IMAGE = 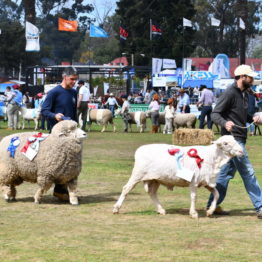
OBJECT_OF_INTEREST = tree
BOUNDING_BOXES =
[115,0,196,67]
[192,0,261,59]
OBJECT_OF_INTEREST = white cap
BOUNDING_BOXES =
[109,93,114,96]
[234,65,258,78]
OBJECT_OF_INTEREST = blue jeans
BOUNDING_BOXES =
[207,140,262,211]
[109,105,115,117]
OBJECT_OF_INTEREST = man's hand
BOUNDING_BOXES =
[55,113,64,122]
[224,121,235,132]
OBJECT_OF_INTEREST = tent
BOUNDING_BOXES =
[183,79,213,89]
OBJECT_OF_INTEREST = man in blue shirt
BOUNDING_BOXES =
[41,67,78,201]
[41,67,78,130]
[177,88,190,113]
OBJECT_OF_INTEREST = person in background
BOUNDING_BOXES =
[77,80,90,131]
[121,94,130,132]
[76,80,84,95]
[148,94,160,133]
[6,85,23,130]
[144,89,151,104]
[177,88,190,113]
[163,98,175,134]
[4,86,16,130]
[197,85,214,129]
[41,66,78,202]
[105,93,119,117]
[206,64,262,219]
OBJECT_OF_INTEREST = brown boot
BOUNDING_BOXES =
[151,126,155,133]
[155,126,159,133]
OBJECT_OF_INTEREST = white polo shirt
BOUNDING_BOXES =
[79,86,90,102]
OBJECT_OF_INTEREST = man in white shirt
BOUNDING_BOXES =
[77,80,90,130]
[105,93,119,117]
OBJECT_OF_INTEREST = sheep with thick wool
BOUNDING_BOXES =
[0,120,87,205]
[113,135,243,218]
[173,113,196,129]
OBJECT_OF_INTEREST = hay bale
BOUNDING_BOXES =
[172,128,214,145]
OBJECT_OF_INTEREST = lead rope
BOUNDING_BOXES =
[229,121,255,136]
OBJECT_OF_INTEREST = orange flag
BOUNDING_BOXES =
[58,18,78,32]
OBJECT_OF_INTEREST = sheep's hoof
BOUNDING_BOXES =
[190,212,199,219]
[34,201,40,204]
[113,207,119,214]
[69,197,79,205]
[206,210,214,217]
[158,209,166,215]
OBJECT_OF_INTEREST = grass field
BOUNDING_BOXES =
[0,119,262,262]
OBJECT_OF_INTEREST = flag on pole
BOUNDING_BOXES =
[211,17,220,27]
[183,18,192,27]
[239,18,246,30]
[90,24,109,38]
[150,20,162,40]
[58,18,78,32]
[120,26,128,41]
[25,21,40,52]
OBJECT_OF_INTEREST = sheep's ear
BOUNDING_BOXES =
[58,132,66,137]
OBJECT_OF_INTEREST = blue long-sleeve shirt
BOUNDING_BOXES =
[41,85,77,130]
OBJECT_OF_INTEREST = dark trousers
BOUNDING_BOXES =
[199,106,212,129]
[180,105,190,113]
[77,101,88,130]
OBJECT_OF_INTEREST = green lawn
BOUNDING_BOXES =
[0,119,262,262]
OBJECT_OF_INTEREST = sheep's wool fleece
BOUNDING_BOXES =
[0,129,82,186]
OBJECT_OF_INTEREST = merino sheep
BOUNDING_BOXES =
[0,120,87,205]
[113,135,243,218]
[254,112,262,124]
[87,109,116,132]
[173,113,196,129]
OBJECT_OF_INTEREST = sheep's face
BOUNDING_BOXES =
[52,120,87,140]
[214,135,243,157]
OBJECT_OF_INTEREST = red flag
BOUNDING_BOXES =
[120,26,128,41]
[58,18,78,32]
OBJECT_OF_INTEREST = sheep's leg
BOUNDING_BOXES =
[67,179,78,205]
[189,185,198,218]
[2,185,16,202]
[113,177,140,214]
[34,119,38,130]
[112,122,116,132]
[147,181,166,215]
[205,186,219,217]
[101,124,107,132]
[34,183,52,204]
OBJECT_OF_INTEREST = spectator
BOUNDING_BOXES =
[163,98,175,134]
[148,94,160,133]
[177,88,190,113]
[121,95,130,132]
[197,85,214,129]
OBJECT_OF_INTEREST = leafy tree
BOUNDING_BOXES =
[115,0,196,67]
[192,0,261,59]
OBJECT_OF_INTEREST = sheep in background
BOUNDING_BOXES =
[173,113,196,129]
[113,135,243,218]
[0,120,87,205]
[19,106,41,130]
[86,109,116,132]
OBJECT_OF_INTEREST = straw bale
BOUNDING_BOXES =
[172,128,214,145]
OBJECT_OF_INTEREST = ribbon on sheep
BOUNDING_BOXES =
[187,148,203,168]
[168,148,194,182]
[7,136,20,158]
[21,133,49,161]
